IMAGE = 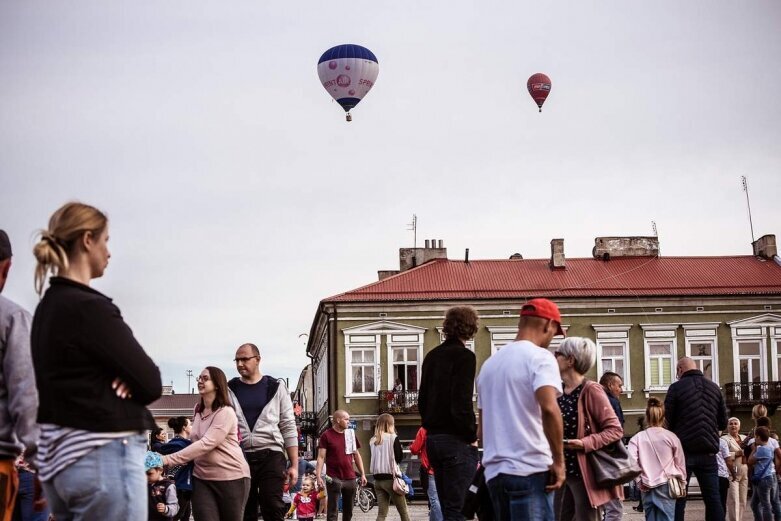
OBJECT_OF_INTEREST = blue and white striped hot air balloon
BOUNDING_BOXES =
[317,44,379,122]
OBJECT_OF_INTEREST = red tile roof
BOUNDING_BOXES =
[324,256,781,302]
[148,394,200,412]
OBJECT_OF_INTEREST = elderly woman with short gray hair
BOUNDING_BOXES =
[554,337,624,521]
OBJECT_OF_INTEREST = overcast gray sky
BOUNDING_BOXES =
[2,1,780,391]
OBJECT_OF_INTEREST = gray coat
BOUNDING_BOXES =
[0,295,39,459]
[228,376,297,454]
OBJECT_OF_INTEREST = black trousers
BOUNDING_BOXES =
[243,449,287,521]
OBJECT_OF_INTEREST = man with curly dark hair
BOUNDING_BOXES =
[418,306,479,521]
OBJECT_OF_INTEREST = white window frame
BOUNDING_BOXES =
[593,324,633,398]
[486,326,517,354]
[387,334,425,392]
[346,340,380,397]
[773,327,781,382]
[342,321,426,401]
[640,324,678,394]
[682,322,719,384]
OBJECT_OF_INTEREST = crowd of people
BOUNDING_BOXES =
[0,202,779,521]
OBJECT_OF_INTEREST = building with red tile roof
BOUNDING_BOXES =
[305,235,781,459]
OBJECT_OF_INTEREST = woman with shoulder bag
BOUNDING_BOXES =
[627,398,686,521]
[369,414,411,521]
[554,337,624,521]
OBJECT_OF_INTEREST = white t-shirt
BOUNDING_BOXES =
[477,340,562,481]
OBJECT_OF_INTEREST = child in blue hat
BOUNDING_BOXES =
[145,451,179,520]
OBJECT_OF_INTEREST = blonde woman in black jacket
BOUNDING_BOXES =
[31,202,162,521]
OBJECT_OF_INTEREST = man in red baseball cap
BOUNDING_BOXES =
[520,298,566,338]
[477,298,566,520]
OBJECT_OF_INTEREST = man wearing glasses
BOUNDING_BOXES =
[228,343,298,521]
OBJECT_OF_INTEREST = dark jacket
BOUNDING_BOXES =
[31,277,162,431]
[158,436,194,492]
[604,390,625,426]
[664,369,728,454]
[418,337,477,443]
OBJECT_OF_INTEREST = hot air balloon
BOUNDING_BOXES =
[317,44,379,122]
[527,73,552,112]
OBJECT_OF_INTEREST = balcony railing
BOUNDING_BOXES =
[724,382,781,413]
[378,390,419,414]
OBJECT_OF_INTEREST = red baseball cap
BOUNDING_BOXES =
[521,298,565,336]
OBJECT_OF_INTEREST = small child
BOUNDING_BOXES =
[287,477,318,521]
[145,451,179,521]
[749,427,775,521]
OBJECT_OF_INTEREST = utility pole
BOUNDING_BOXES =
[186,369,193,394]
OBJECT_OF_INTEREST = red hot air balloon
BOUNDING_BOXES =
[527,73,552,112]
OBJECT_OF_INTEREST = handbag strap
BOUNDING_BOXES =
[645,430,673,480]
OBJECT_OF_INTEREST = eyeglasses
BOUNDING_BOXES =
[234,356,260,364]
[196,375,210,382]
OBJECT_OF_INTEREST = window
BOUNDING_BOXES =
[641,325,678,392]
[342,321,426,399]
[690,341,715,379]
[727,315,781,384]
[391,345,418,391]
[593,324,633,397]
[648,342,674,387]
[682,323,719,384]
[350,347,376,394]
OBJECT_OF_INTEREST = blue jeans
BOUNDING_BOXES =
[752,475,775,521]
[427,473,443,521]
[642,483,676,521]
[675,453,723,521]
[13,469,50,521]
[427,434,478,521]
[41,433,147,521]
[487,472,553,521]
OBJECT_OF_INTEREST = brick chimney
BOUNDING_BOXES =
[379,239,448,279]
[753,234,778,259]
[550,239,565,270]
[593,236,659,260]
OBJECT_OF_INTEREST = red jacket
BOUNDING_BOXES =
[410,427,433,475]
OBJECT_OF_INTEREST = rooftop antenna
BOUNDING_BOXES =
[407,214,418,267]
[407,214,417,249]
[741,176,756,243]
[186,369,193,394]
[652,221,660,256]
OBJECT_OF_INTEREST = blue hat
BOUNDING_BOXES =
[145,451,164,471]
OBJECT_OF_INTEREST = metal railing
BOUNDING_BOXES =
[378,390,419,414]
[724,382,781,410]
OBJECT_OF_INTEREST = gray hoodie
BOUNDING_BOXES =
[228,376,297,453]
[0,294,39,459]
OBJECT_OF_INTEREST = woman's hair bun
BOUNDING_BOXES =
[647,397,663,408]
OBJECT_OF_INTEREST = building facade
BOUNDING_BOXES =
[304,234,781,464]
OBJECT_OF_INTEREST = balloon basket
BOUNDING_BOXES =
[346,113,352,122]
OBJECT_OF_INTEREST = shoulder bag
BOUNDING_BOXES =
[387,435,409,496]
[583,383,642,488]
[646,430,687,499]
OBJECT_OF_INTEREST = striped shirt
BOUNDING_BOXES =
[37,423,137,482]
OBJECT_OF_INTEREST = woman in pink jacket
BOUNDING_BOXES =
[627,398,686,521]
[162,367,250,521]
[554,337,624,521]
